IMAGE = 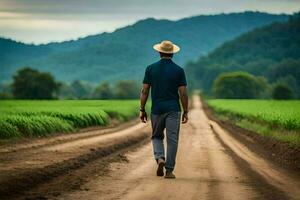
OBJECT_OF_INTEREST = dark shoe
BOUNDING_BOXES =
[156,159,165,176]
[164,171,176,179]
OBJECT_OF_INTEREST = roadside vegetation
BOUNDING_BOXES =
[0,100,142,139]
[207,99,300,146]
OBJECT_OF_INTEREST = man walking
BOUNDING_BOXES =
[139,40,189,179]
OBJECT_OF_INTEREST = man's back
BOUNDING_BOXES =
[140,40,188,178]
[143,58,187,114]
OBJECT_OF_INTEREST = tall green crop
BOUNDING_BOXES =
[207,99,300,131]
[0,99,142,139]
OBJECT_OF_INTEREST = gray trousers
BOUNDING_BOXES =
[151,111,181,172]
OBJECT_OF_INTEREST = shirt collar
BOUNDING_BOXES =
[160,57,172,60]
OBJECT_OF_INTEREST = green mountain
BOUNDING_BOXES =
[185,14,300,97]
[0,12,288,84]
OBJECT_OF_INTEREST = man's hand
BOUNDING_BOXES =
[179,86,188,124]
[140,111,148,123]
[182,111,188,124]
[140,84,150,123]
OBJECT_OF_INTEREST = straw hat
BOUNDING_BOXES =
[153,40,180,54]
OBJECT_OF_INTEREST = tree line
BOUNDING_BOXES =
[0,67,140,100]
[212,71,294,99]
[0,67,295,100]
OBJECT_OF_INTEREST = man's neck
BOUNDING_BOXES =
[161,57,172,59]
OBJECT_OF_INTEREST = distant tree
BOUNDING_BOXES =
[12,67,59,99]
[272,83,294,100]
[0,92,13,99]
[114,80,139,99]
[275,75,299,98]
[57,82,76,99]
[0,82,13,99]
[0,82,12,93]
[71,80,93,99]
[269,59,300,97]
[93,81,113,99]
[213,71,267,99]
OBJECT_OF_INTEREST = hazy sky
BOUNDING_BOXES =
[0,0,299,44]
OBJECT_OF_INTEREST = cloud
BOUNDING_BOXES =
[1,1,300,20]
[1,0,298,15]
[0,0,299,43]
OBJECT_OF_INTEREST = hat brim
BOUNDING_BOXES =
[153,43,180,54]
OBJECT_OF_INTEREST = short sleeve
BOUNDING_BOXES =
[178,69,187,87]
[143,66,151,84]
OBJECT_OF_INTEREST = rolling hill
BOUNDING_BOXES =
[0,12,288,84]
[185,13,300,97]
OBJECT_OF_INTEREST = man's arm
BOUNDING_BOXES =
[179,86,188,123]
[139,84,150,123]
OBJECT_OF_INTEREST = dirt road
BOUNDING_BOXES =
[1,95,300,200]
[56,95,300,200]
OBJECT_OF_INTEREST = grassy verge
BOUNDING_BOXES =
[207,99,300,146]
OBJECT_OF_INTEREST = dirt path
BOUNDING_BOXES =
[56,95,300,200]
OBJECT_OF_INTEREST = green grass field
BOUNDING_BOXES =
[0,100,142,139]
[207,99,300,146]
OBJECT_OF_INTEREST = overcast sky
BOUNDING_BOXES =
[0,0,299,44]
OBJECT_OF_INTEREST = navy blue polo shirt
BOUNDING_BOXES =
[143,58,187,115]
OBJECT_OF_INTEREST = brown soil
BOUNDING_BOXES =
[0,120,150,199]
[202,102,300,173]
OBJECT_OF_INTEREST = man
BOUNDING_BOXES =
[139,40,189,179]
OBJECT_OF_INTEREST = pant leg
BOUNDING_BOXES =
[151,113,166,161]
[165,112,181,171]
